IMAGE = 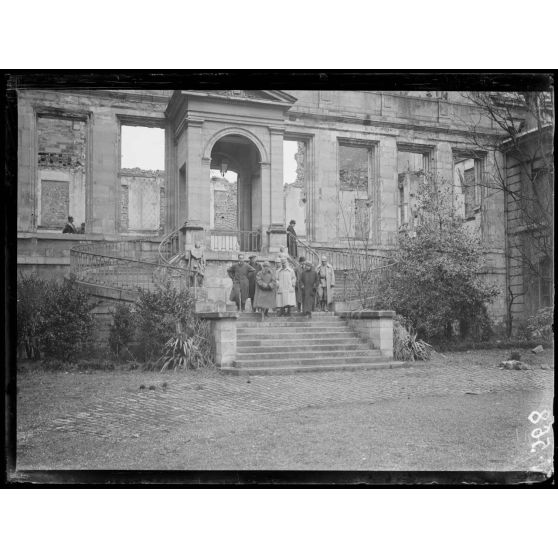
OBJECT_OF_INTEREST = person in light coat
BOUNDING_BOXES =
[275,257,297,316]
[316,255,335,311]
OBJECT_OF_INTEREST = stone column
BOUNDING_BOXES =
[269,127,285,226]
[197,312,238,368]
[90,110,119,234]
[185,118,211,229]
[378,138,398,247]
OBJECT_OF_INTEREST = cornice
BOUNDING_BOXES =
[286,109,504,139]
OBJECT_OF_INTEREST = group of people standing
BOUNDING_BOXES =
[227,251,335,319]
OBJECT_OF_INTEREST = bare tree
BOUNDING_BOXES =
[459,92,554,333]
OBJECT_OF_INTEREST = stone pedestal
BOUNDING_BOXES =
[180,221,206,252]
[337,310,395,359]
[197,311,238,367]
[266,224,287,254]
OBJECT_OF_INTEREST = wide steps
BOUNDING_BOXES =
[236,343,371,353]
[238,325,350,335]
[222,361,406,376]
[236,349,381,360]
[234,355,386,368]
[237,333,358,344]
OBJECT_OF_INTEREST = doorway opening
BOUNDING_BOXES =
[209,134,262,252]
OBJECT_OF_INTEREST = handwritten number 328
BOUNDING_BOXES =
[528,411,553,453]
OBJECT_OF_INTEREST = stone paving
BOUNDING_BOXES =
[36,355,553,442]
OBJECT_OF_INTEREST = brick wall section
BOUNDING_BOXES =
[37,116,86,166]
[120,185,129,231]
[120,169,165,233]
[212,177,237,230]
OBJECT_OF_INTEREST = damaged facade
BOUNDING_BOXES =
[16,89,553,326]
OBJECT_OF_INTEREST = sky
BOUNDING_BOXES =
[121,126,298,180]
[121,126,165,170]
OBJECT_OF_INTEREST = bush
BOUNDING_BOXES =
[393,315,432,361]
[108,303,135,359]
[526,306,554,344]
[17,274,48,359]
[379,227,499,342]
[134,282,213,369]
[17,274,95,361]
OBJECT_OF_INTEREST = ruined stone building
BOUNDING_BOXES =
[16,89,554,326]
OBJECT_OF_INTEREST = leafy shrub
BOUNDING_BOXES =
[158,321,213,371]
[526,306,554,344]
[17,274,95,361]
[134,282,213,369]
[17,274,48,359]
[393,315,432,361]
[39,277,95,360]
[108,303,136,359]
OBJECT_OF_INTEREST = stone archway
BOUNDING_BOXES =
[209,134,263,252]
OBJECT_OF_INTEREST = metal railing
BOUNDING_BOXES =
[158,225,182,265]
[210,229,261,253]
[288,231,398,304]
[288,231,394,270]
[70,240,193,295]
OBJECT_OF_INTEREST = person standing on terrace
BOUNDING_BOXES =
[287,219,298,259]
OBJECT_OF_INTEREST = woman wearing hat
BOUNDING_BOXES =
[253,261,277,319]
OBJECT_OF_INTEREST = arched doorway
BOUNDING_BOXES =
[209,134,262,252]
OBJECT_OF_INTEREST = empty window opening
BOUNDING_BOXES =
[283,139,307,237]
[119,125,165,234]
[397,148,430,230]
[338,143,375,240]
[121,125,164,171]
[37,115,87,232]
[453,155,483,219]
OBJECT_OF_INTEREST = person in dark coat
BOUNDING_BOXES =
[62,216,77,234]
[299,260,319,317]
[227,253,255,311]
[294,256,306,311]
[247,255,262,308]
[287,219,298,258]
[253,261,277,318]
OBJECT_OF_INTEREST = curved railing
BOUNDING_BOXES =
[70,240,194,295]
[158,224,183,265]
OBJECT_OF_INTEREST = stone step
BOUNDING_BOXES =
[233,355,388,368]
[237,325,351,334]
[236,342,372,353]
[236,316,339,323]
[237,336,359,347]
[221,361,406,376]
[236,316,343,323]
[237,321,343,330]
[237,331,357,341]
[235,349,381,360]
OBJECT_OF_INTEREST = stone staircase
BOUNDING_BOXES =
[222,312,404,376]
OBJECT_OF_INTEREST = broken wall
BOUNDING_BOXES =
[37,116,87,231]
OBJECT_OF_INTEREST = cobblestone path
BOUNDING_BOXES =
[16,351,554,471]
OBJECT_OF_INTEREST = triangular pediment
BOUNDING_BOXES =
[181,89,297,105]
